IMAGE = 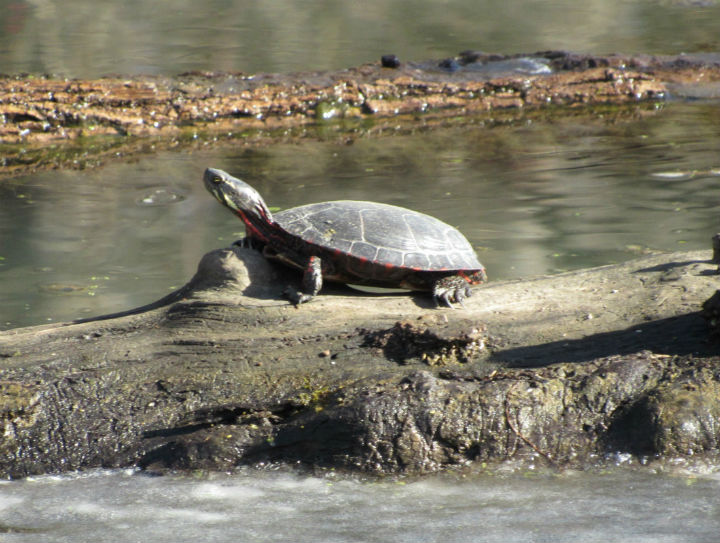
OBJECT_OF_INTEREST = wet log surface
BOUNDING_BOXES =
[3,50,720,179]
[1,246,719,478]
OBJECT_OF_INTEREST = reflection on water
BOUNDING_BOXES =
[0,466,719,543]
[1,0,720,77]
[1,102,720,329]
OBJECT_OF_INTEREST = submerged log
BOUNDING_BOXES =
[3,50,720,178]
[1,246,719,478]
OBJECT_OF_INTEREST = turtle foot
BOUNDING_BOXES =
[281,258,322,306]
[232,237,263,251]
[283,286,315,306]
[433,276,473,308]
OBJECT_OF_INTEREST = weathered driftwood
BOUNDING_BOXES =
[3,50,720,179]
[1,246,718,478]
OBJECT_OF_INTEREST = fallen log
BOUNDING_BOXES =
[3,50,720,179]
[1,245,718,478]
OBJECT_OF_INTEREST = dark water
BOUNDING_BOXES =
[1,102,719,329]
[1,0,720,77]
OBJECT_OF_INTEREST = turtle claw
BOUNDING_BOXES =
[433,277,473,308]
[283,286,314,306]
[434,291,469,309]
[232,237,254,249]
[282,257,323,306]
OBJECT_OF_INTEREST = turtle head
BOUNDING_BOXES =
[204,168,275,234]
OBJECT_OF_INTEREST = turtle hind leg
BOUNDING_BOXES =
[432,275,473,308]
[283,256,323,305]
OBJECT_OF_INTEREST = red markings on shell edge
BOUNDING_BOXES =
[459,270,484,284]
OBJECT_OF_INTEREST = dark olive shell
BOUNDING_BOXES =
[275,201,482,271]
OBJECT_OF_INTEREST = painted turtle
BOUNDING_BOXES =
[204,168,487,306]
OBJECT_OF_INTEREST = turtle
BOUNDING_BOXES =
[204,167,487,307]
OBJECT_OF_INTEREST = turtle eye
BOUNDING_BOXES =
[212,175,223,185]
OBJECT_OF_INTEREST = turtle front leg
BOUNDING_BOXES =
[284,256,323,305]
[432,275,473,308]
[232,236,263,251]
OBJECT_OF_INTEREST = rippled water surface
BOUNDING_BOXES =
[2,102,719,329]
[2,0,720,76]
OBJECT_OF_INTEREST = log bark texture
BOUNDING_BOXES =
[1,247,719,478]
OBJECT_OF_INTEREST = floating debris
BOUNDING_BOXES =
[38,283,91,295]
[381,54,400,69]
[650,171,696,180]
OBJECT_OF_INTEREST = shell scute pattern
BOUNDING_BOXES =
[349,241,378,261]
[376,247,402,267]
[276,200,481,272]
[428,253,453,270]
[404,252,431,270]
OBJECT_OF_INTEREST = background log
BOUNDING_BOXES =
[4,50,720,179]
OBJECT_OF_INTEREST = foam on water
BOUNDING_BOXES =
[1,467,719,543]
[191,481,266,501]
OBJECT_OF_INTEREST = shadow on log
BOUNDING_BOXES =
[1,246,719,478]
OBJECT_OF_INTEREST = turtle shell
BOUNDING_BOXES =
[274,200,482,271]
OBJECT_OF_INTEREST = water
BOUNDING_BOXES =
[3,118,719,542]
[2,0,720,77]
[0,466,718,542]
[2,102,720,329]
[2,0,720,538]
